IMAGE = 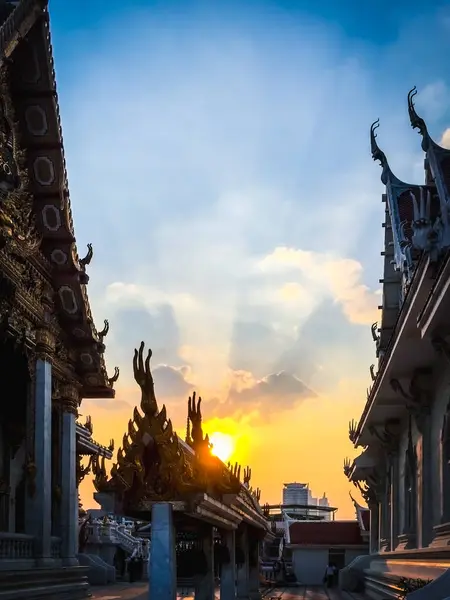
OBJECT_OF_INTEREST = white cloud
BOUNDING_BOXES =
[258,247,380,325]
[54,4,427,406]
[440,128,450,149]
[415,81,449,122]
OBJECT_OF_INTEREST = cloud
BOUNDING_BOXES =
[206,369,316,420]
[81,400,133,414]
[440,128,450,148]
[59,7,388,393]
[233,370,315,402]
[153,364,194,398]
[54,0,450,517]
[102,301,185,369]
[258,246,380,325]
[414,81,449,122]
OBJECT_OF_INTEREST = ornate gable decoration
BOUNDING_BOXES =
[92,343,265,512]
[370,89,450,279]
[0,65,39,255]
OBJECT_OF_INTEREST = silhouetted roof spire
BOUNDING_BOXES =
[407,86,428,140]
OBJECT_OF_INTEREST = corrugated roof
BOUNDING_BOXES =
[289,521,365,546]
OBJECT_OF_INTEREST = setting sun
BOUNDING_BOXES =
[209,432,235,463]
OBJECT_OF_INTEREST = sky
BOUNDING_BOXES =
[48,0,450,519]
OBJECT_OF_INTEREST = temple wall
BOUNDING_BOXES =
[430,354,450,529]
[396,415,408,536]
[9,441,25,533]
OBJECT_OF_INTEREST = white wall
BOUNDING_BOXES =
[292,548,328,585]
[345,548,368,564]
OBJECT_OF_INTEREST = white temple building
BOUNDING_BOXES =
[342,89,450,600]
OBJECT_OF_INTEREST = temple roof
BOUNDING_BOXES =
[92,342,266,527]
[287,521,366,547]
[349,492,370,532]
[371,118,443,277]
[76,416,114,459]
[0,0,118,398]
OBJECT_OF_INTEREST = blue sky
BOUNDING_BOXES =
[49,0,450,512]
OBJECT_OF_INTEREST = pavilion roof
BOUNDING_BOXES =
[92,342,265,524]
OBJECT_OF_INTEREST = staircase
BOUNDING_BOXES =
[113,525,144,554]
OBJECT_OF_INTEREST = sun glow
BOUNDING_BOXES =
[209,432,235,463]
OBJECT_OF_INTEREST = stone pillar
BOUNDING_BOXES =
[248,531,261,600]
[236,526,250,600]
[25,329,54,564]
[60,384,79,566]
[195,524,215,600]
[220,529,236,600]
[431,411,450,546]
[369,503,379,554]
[390,455,399,550]
[379,473,390,552]
[421,419,433,547]
[149,503,176,600]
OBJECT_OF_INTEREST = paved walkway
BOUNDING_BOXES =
[90,584,367,599]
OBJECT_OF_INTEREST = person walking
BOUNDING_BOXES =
[324,563,335,588]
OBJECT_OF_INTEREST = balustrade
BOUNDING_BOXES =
[51,536,61,558]
[81,519,147,555]
[0,532,34,559]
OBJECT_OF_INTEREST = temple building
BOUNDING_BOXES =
[0,0,118,597]
[92,342,272,600]
[342,88,450,599]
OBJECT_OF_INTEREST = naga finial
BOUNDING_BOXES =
[133,342,158,416]
[348,419,358,444]
[370,119,387,167]
[108,367,120,387]
[98,319,109,342]
[371,322,380,343]
[231,462,241,481]
[92,455,108,492]
[370,364,376,382]
[188,391,205,448]
[185,413,191,444]
[108,439,115,452]
[243,466,252,486]
[79,243,93,269]
[370,119,393,185]
[84,415,93,435]
[407,86,428,139]
[343,457,352,478]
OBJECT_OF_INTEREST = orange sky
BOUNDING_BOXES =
[79,372,367,519]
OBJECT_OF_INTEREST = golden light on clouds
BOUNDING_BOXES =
[209,431,235,463]
[77,243,378,520]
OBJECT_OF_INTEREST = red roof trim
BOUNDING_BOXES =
[289,521,366,546]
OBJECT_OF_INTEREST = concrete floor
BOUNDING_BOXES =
[90,584,367,600]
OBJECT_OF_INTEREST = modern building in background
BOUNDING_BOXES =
[282,483,331,520]
[261,483,369,585]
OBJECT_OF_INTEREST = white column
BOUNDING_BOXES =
[149,503,177,600]
[60,386,79,565]
[369,503,379,554]
[195,525,215,600]
[26,358,52,564]
[236,526,249,600]
[421,419,433,547]
[220,530,236,600]
[248,531,261,600]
